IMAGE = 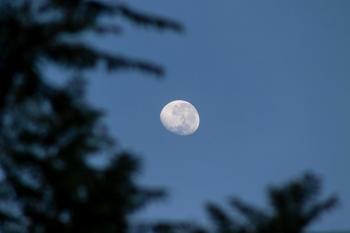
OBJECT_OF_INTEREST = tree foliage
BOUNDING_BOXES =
[204,173,338,233]
[153,173,338,233]
[0,0,182,232]
[0,79,165,233]
[0,0,182,115]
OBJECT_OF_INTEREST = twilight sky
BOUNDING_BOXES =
[65,0,350,230]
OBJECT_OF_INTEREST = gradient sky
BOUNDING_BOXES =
[61,0,350,230]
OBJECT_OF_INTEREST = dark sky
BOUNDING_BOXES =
[64,0,350,230]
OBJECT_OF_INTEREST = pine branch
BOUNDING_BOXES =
[230,198,269,226]
[44,42,164,75]
[40,1,183,33]
[116,4,183,32]
[206,203,238,233]
[302,196,338,226]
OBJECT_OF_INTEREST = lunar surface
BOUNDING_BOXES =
[160,100,200,135]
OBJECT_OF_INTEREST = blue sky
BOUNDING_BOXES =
[77,0,350,230]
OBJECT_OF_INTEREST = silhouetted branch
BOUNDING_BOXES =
[230,198,269,227]
[44,42,164,75]
[116,4,183,32]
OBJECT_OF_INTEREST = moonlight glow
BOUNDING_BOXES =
[160,100,200,136]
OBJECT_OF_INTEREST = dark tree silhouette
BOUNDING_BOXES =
[0,79,165,233]
[0,0,182,232]
[0,0,182,117]
[152,173,338,233]
[205,173,338,233]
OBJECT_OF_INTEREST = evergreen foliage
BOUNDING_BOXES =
[0,0,181,232]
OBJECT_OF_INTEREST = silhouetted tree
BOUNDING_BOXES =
[0,0,182,117]
[0,79,166,233]
[205,173,338,233]
[152,173,338,233]
[0,0,182,232]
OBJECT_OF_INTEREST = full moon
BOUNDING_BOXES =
[160,100,200,136]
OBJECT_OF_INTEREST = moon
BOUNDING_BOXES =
[160,100,200,136]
